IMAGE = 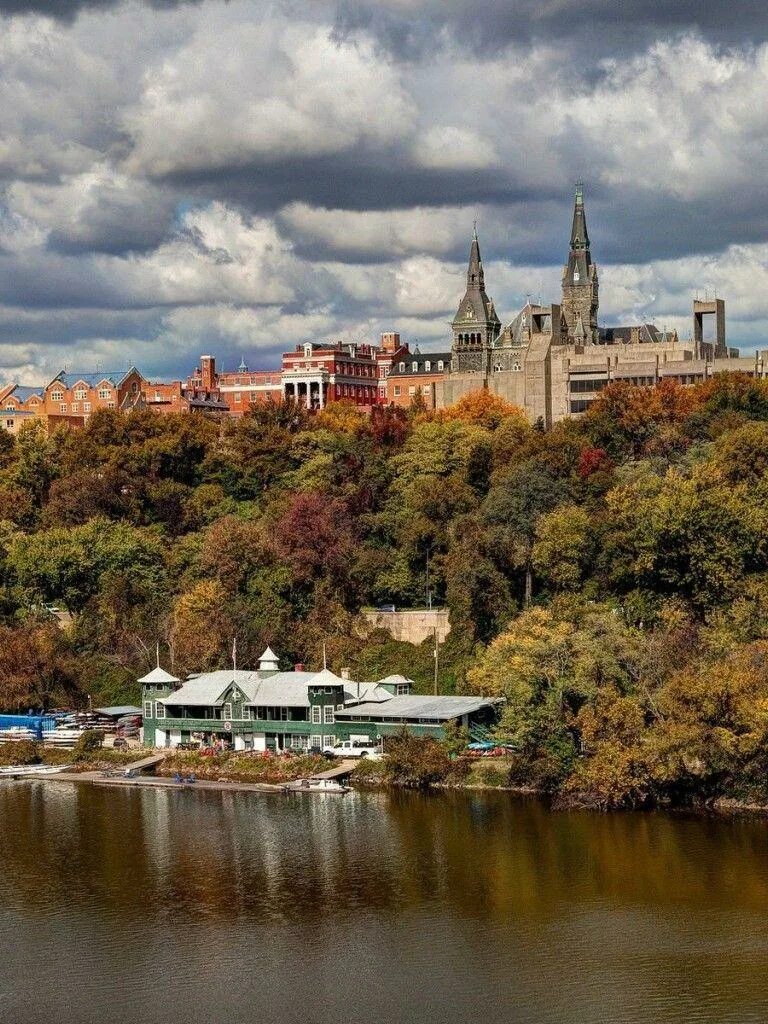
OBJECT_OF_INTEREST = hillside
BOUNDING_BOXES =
[3,377,768,807]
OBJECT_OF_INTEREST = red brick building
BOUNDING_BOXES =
[385,350,451,409]
[282,340,384,409]
[186,355,283,416]
[188,333,415,415]
[1,366,228,433]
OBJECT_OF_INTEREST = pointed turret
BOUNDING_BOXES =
[561,184,599,344]
[451,225,501,371]
[258,646,279,674]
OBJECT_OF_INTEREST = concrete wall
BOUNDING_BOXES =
[362,607,450,645]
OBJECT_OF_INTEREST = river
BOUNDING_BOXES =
[1,781,767,1023]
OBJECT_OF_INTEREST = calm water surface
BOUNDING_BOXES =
[1,782,767,1023]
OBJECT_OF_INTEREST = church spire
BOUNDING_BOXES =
[467,221,484,290]
[450,224,501,370]
[569,182,590,251]
[561,183,599,344]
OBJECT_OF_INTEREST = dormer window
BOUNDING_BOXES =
[437,361,444,371]
[412,361,418,372]
[424,361,431,372]
[50,390,63,402]
[304,344,312,359]
[398,362,405,372]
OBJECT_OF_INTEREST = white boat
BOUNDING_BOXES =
[0,764,69,777]
[42,728,89,747]
[0,727,39,742]
[283,777,349,794]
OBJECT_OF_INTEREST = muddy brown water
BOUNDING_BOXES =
[1,781,767,1023]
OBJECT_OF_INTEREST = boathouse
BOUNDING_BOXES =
[140,649,499,750]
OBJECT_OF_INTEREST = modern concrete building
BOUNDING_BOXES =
[140,648,499,750]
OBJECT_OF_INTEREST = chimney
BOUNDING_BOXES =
[200,354,216,391]
[294,662,305,672]
[340,667,351,679]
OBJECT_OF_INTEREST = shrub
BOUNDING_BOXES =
[0,740,40,766]
[73,729,103,759]
[384,731,453,787]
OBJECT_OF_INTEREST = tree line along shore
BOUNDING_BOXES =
[3,377,768,810]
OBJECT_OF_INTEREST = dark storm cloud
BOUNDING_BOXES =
[334,0,768,59]
[0,0,201,16]
[2,0,768,378]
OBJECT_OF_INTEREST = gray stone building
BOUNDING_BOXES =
[435,186,764,425]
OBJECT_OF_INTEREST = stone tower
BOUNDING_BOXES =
[451,226,501,372]
[561,184,598,344]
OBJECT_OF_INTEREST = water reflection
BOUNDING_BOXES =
[1,782,768,1023]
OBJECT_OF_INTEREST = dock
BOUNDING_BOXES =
[309,759,357,781]
[123,752,166,775]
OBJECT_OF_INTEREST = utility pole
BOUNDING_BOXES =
[433,627,439,695]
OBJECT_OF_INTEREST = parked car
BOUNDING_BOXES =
[323,740,382,759]
[112,737,128,749]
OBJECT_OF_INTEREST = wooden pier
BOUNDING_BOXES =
[309,759,356,781]
[122,752,166,775]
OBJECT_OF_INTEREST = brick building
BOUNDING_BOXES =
[189,334,413,415]
[186,355,283,416]
[282,340,380,408]
[1,366,228,432]
[386,350,451,409]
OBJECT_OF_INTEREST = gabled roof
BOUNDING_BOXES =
[162,669,318,708]
[47,368,143,391]
[11,385,45,402]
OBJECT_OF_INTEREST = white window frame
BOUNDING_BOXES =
[156,703,166,720]
[310,734,322,748]
[143,700,153,719]
[242,706,251,720]
[311,705,322,725]
[323,705,335,724]
[50,390,63,402]
[84,402,92,412]
[223,702,233,721]
[425,361,431,372]
[323,735,335,748]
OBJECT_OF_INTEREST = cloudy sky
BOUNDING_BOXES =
[2,0,768,382]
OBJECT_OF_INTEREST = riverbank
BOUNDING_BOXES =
[8,742,768,816]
